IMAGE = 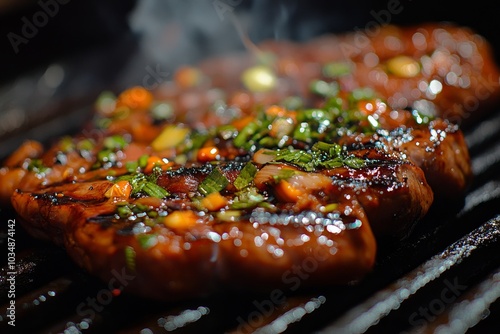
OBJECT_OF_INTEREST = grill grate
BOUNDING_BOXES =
[2,100,500,334]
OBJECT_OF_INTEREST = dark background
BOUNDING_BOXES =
[0,0,498,87]
[1,0,497,159]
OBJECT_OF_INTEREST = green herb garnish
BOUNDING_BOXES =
[137,234,158,249]
[231,187,266,209]
[103,135,128,150]
[264,142,366,171]
[198,168,229,196]
[234,162,258,190]
[116,171,169,199]
[27,159,49,174]
[124,246,136,272]
[322,62,352,78]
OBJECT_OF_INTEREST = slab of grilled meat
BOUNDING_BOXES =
[4,86,447,299]
[12,142,430,299]
[0,23,487,300]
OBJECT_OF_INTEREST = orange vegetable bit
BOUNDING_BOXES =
[274,180,302,203]
[357,99,387,117]
[265,105,287,117]
[105,180,132,200]
[201,192,228,211]
[197,146,220,162]
[116,86,154,110]
[174,66,203,89]
[144,156,170,174]
[231,115,255,131]
[163,210,199,230]
[265,105,297,120]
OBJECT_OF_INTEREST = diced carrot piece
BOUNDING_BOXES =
[105,180,132,199]
[144,156,169,173]
[201,192,228,211]
[275,180,302,202]
[231,115,255,130]
[116,86,153,110]
[163,211,198,229]
[174,66,203,89]
[197,146,220,162]
[265,105,288,117]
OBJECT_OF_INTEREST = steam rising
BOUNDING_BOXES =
[127,0,368,69]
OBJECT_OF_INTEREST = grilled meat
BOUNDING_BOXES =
[12,167,377,300]
[1,22,490,299]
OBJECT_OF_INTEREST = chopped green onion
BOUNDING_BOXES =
[411,109,433,125]
[137,234,158,249]
[151,102,174,121]
[281,96,304,110]
[216,125,238,140]
[343,156,366,169]
[231,187,266,209]
[59,136,75,152]
[124,246,136,272]
[272,149,315,171]
[138,154,149,169]
[95,91,117,115]
[142,181,169,198]
[309,80,339,97]
[312,141,342,157]
[322,62,352,78]
[117,204,133,218]
[272,168,297,182]
[95,117,112,129]
[126,154,149,173]
[103,135,128,150]
[126,161,138,172]
[234,162,257,190]
[350,87,375,102]
[216,210,242,222]
[233,121,260,148]
[116,171,168,198]
[77,139,95,152]
[319,158,344,169]
[198,168,229,196]
[293,122,312,143]
[97,149,117,163]
[27,159,49,174]
[181,131,210,153]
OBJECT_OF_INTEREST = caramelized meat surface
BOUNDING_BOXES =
[1,23,491,299]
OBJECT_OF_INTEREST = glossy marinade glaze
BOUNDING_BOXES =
[1,23,494,299]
